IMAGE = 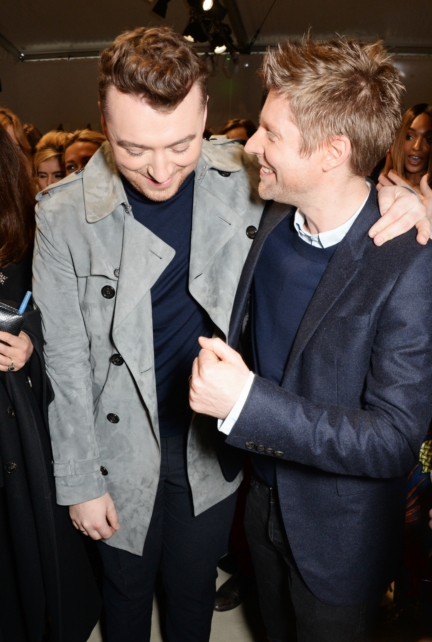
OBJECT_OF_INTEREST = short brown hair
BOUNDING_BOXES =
[262,38,404,176]
[99,27,208,114]
[391,103,432,187]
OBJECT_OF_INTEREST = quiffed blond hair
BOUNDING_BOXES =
[98,27,208,114]
[262,38,405,176]
[34,130,72,174]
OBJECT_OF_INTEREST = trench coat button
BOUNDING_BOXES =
[110,354,124,366]
[114,268,120,278]
[246,225,257,239]
[274,450,284,458]
[4,462,17,474]
[256,444,265,452]
[42,189,49,196]
[101,285,115,299]
[107,413,119,423]
[218,170,231,177]
[245,441,255,450]
[100,466,108,476]
[265,447,274,456]
[7,406,15,418]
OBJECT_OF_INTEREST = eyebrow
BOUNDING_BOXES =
[116,134,196,150]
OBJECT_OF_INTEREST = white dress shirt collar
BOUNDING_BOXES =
[293,182,371,249]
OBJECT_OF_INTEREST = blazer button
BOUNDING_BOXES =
[256,444,265,452]
[246,225,257,239]
[265,447,274,456]
[110,354,124,366]
[4,462,17,474]
[107,413,119,423]
[218,170,231,177]
[7,406,15,418]
[101,285,115,299]
[100,466,108,476]
[274,451,284,458]
[245,441,255,450]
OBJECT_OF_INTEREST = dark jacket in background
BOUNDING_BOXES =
[0,308,101,642]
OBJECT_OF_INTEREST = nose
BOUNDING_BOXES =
[147,151,174,184]
[245,128,264,157]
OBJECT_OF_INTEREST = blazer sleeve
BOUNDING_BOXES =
[226,246,432,479]
[32,204,107,505]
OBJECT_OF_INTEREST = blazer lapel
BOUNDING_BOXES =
[282,188,380,382]
[228,200,293,347]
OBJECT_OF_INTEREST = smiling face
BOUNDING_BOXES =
[37,157,64,190]
[245,90,323,207]
[101,83,207,202]
[403,112,432,178]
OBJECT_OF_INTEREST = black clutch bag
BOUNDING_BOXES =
[0,301,24,336]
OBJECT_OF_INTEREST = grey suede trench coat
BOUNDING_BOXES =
[32,139,264,555]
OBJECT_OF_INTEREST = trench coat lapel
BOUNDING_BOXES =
[228,200,293,347]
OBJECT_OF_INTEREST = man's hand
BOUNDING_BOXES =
[370,171,429,246]
[0,331,34,372]
[70,492,120,540]
[189,337,250,419]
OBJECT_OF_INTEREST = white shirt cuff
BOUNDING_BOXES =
[217,371,255,435]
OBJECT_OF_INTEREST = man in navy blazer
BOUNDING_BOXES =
[190,38,432,641]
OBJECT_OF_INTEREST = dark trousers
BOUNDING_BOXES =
[98,434,237,642]
[244,477,381,642]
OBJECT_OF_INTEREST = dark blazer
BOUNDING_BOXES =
[0,309,101,642]
[226,188,432,606]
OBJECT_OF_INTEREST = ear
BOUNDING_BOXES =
[322,135,351,172]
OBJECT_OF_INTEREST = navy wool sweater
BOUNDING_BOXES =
[122,173,213,438]
[251,215,338,486]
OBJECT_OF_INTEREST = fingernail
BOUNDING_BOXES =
[375,236,383,246]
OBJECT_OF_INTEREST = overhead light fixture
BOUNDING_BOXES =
[152,0,171,18]
[214,44,227,54]
[183,19,209,43]
[210,22,233,54]
[202,0,213,9]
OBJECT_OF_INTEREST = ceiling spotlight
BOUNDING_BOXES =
[152,0,171,18]
[202,0,213,9]
[214,44,227,54]
[183,19,209,43]
[210,22,233,54]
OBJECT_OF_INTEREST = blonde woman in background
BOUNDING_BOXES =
[34,130,72,191]
[64,129,106,174]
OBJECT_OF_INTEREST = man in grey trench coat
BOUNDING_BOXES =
[32,25,429,642]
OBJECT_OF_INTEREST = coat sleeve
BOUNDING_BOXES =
[226,246,432,479]
[32,203,107,505]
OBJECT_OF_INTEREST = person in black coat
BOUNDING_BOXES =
[0,124,101,642]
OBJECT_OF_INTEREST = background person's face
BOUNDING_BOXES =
[65,141,100,174]
[403,112,432,177]
[102,83,207,202]
[37,157,63,189]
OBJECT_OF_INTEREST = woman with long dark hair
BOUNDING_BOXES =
[384,103,432,193]
[0,124,101,642]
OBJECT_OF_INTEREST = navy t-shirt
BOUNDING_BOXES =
[251,215,338,486]
[122,172,213,438]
